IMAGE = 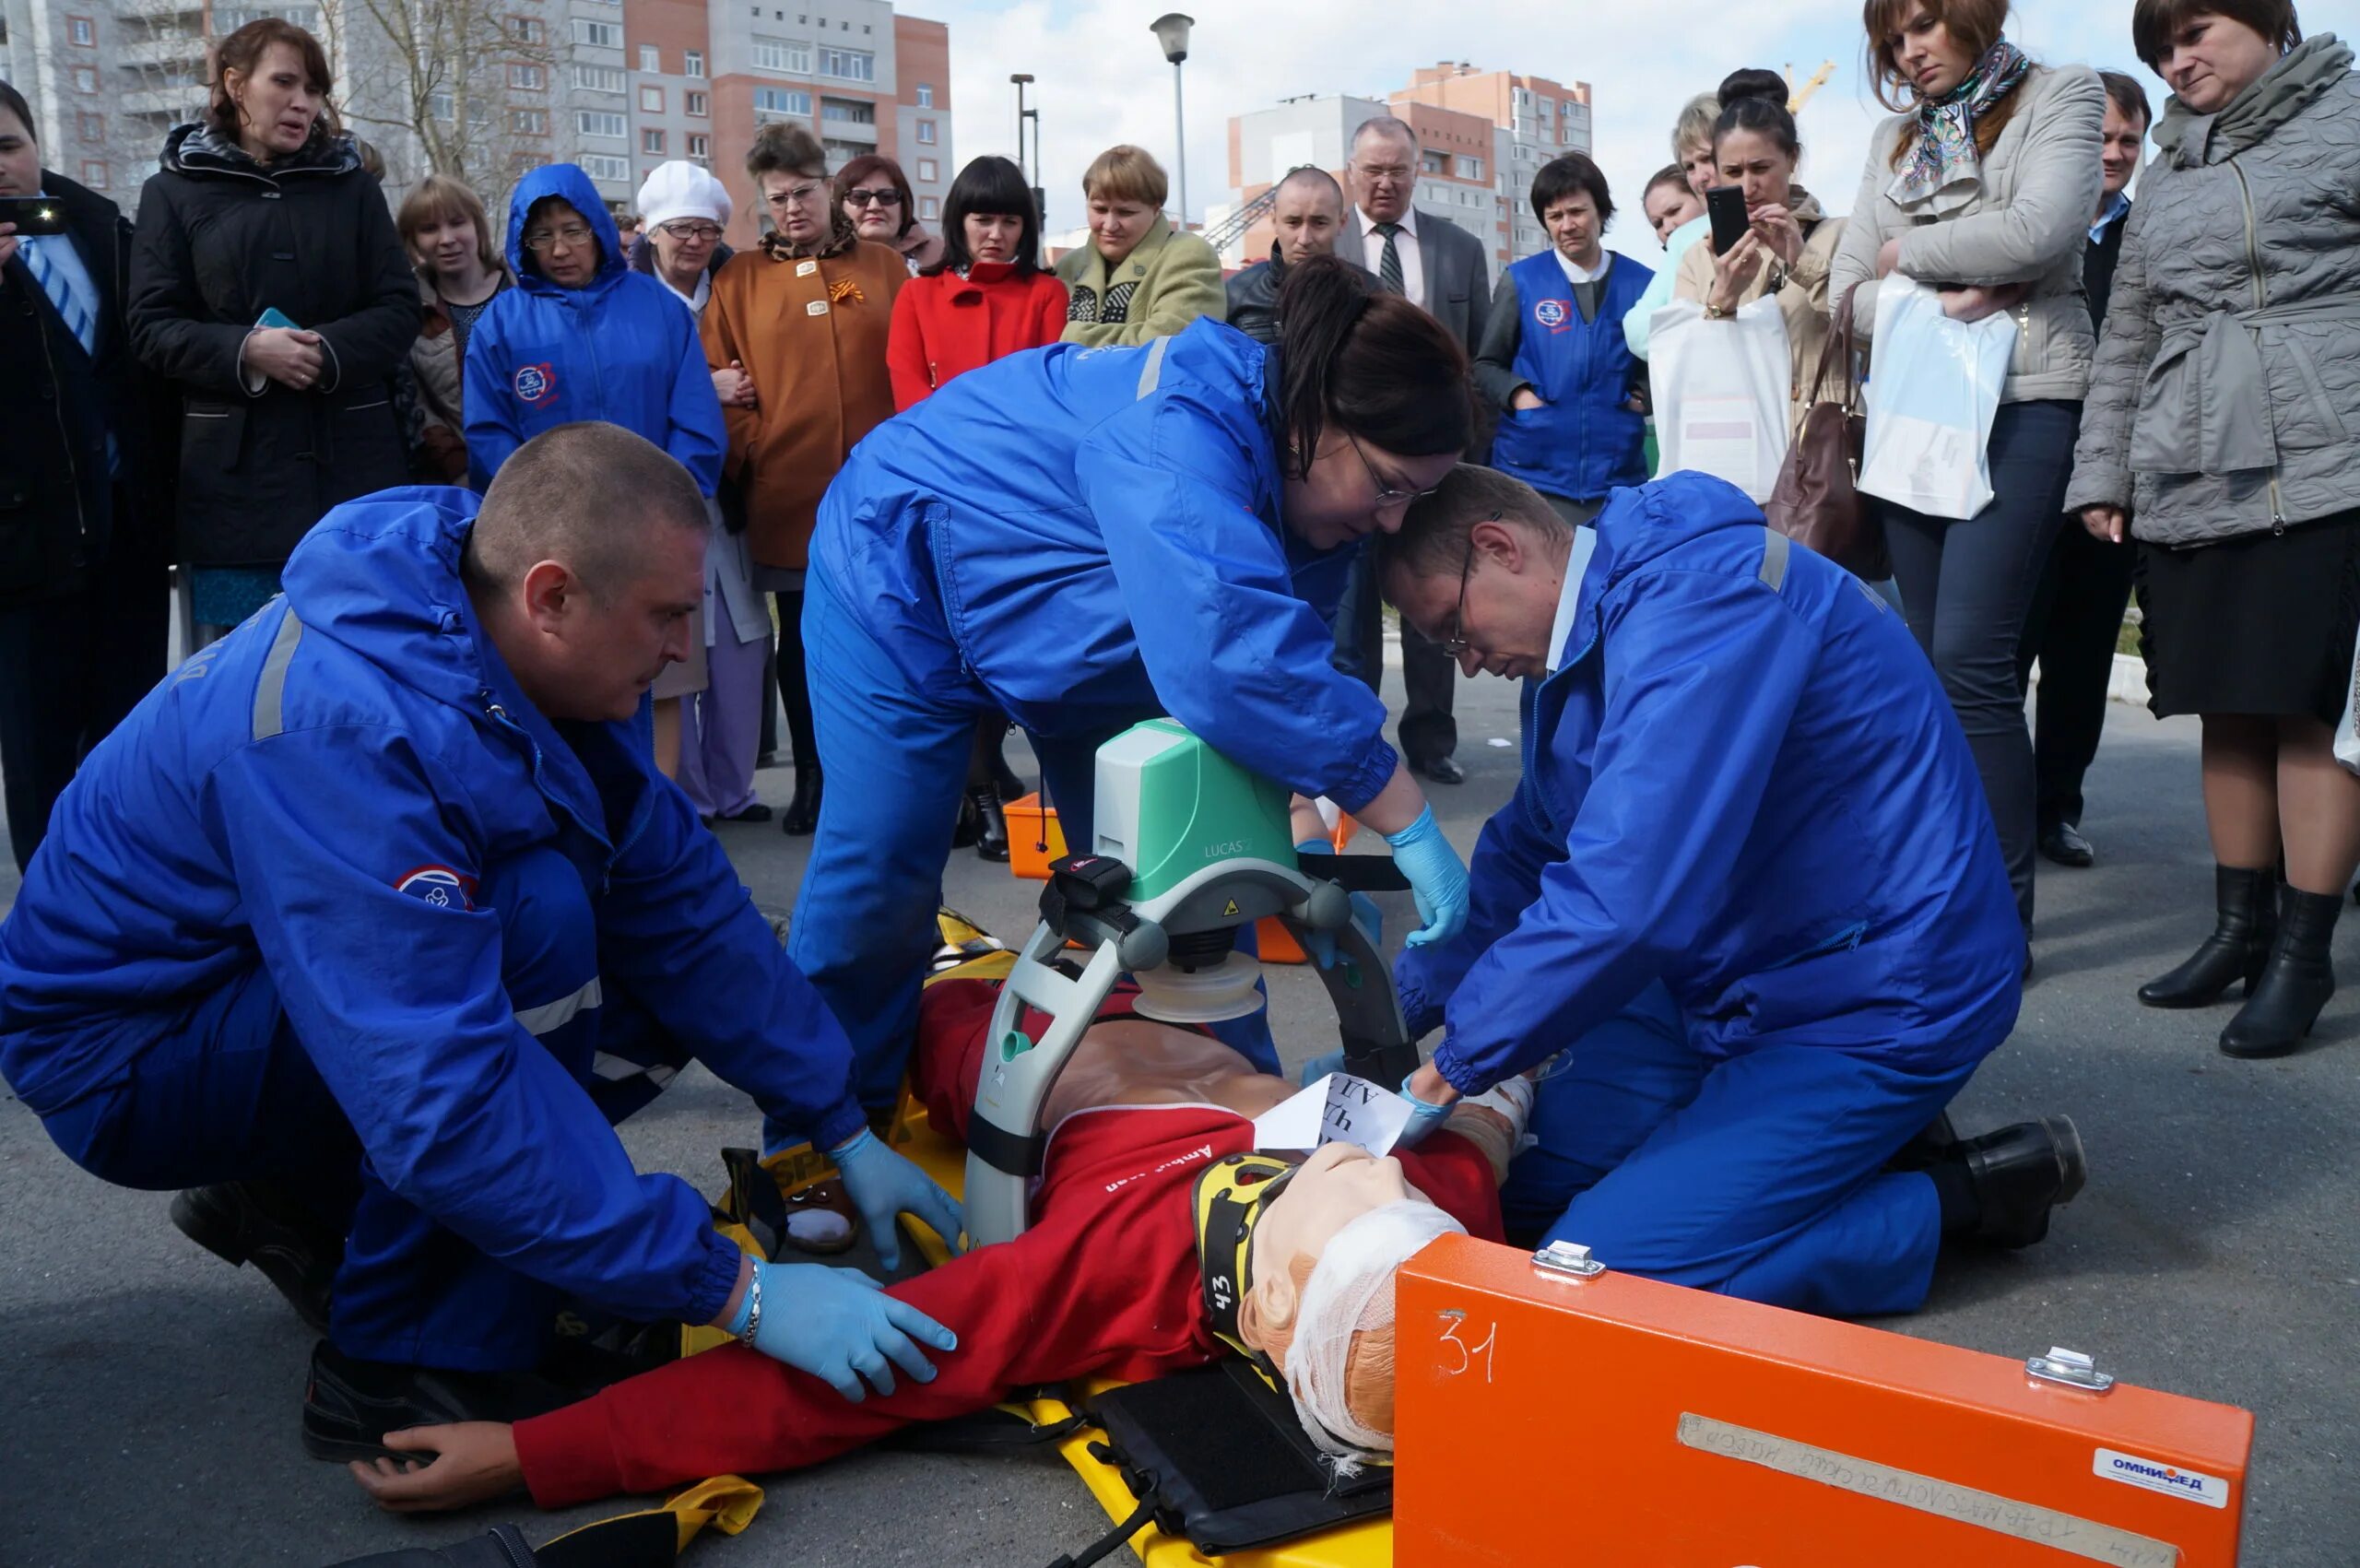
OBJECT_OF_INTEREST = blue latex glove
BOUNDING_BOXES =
[1294,841,1383,971]
[1383,806,1470,948]
[1395,1071,1455,1149]
[831,1129,965,1271]
[730,1257,958,1401]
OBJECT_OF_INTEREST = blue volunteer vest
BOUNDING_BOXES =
[1491,250,1653,504]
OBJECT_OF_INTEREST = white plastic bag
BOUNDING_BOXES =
[1858,276,2018,521]
[2336,643,2360,776]
[1647,296,1792,503]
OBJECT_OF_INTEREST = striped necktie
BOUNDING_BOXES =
[1375,222,1404,294]
[23,234,121,476]
[23,236,98,357]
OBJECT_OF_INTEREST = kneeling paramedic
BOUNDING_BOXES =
[0,424,962,1455]
[1380,467,2084,1318]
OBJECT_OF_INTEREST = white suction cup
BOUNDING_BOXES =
[1131,952,1265,1023]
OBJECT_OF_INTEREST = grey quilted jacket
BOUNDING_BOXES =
[1832,65,2106,404]
[2064,37,2360,546]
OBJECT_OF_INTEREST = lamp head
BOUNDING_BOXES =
[1150,12,1194,64]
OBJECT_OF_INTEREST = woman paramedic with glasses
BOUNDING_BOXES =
[781,255,1479,1123]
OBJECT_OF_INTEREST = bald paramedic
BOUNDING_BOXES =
[1378,466,2085,1318]
[0,424,960,1456]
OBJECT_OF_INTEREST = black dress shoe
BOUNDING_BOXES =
[970,785,1010,863]
[2220,887,2341,1058]
[720,800,773,824]
[781,766,823,836]
[1958,1116,2086,1248]
[171,1181,344,1333]
[2037,820,2094,867]
[302,1340,581,1463]
[1410,754,1466,785]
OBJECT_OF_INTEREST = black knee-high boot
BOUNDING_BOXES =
[776,591,822,837]
[2219,886,2340,1058]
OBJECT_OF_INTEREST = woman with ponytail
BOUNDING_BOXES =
[1830,0,2104,954]
[785,256,1478,1112]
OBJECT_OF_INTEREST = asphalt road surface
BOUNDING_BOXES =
[2,673,2353,1564]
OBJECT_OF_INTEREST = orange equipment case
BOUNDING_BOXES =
[1395,1234,2253,1566]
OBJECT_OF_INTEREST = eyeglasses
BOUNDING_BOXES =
[1440,513,1498,657]
[767,181,828,208]
[1350,432,1440,513]
[843,187,904,207]
[522,224,595,252]
[659,219,724,242]
[1354,162,1412,183]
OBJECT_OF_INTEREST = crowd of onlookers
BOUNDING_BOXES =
[3,0,2356,1051]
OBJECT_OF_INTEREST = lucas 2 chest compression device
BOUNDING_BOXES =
[965,720,1416,1247]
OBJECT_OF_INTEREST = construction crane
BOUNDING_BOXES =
[1201,183,1280,259]
[1787,60,1836,113]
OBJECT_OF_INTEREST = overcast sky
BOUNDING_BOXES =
[903,0,2274,260]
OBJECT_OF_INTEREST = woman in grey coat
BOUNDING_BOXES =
[1831,0,2104,953]
[2068,1,2358,1058]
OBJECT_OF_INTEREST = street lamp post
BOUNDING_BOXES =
[1009,72,1044,237]
[1150,13,1193,226]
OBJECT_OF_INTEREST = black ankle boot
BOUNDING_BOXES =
[970,785,1009,862]
[1958,1116,2086,1248]
[781,766,823,837]
[2219,887,2340,1058]
[2137,865,2278,1008]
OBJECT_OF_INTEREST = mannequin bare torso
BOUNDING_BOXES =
[1041,1018,1297,1128]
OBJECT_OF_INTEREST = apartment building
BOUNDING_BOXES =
[1220,60,1594,278]
[0,0,952,237]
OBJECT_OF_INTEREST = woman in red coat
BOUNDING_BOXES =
[887,155,1067,410]
[888,154,1068,855]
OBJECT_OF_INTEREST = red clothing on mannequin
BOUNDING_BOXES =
[513,978,1503,1507]
[885,261,1068,409]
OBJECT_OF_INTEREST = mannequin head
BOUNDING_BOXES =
[1233,1143,1456,1450]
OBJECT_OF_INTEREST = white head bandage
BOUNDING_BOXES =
[1283,1199,1466,1468]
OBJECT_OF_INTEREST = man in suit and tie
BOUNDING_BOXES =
[0,78,171,871]
[1336,113,1493,786]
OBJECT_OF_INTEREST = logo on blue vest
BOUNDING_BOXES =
[513,362,558,405]
[1533,298,1571,331]
[395,864,478,910]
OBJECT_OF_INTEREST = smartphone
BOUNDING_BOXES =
[254,306,301,330]
[0,195,71,236]
[1706,186,1751,256]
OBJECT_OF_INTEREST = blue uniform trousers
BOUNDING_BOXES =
[1500,984,1973,1318]
[787,572,1277,1120]
[40,844,686,1371]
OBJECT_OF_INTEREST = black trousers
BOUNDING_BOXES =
[1333,549,1457,766]
[0,556,170,873]
[2016,514,2136,830]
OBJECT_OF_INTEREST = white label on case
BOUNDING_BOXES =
[2094,1448,2229,1509]
[806,300,830,316]
[796,259,818,277]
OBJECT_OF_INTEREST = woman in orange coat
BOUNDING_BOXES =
[885,155,1068,857]
[702,124,905,835]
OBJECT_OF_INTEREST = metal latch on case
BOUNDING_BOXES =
[1532,1240,1606,1280]
[2025,1346,2115,1393]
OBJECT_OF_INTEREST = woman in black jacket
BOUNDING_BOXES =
[128,18,416,639]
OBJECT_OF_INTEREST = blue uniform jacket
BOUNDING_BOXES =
[1398,474,2023,1091]
[1491,250,1653,504]
[462,163,724,495]
[0,489,865,1325]
[811,321,1398,812]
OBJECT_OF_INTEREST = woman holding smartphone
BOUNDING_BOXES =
[127,18,416,643]
[1828,0,2103,956]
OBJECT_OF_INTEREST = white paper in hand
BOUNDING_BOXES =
[1252,1073,1415,1158]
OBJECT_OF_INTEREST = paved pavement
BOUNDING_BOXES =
[2,674,2354,1564]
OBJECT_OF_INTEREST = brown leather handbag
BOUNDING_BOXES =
[1765,284,1886,581]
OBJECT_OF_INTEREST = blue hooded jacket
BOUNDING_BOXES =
[0,489,865,1325]
[462,163,725,495]
[1397,473,2023,1091]
[812,320,1398,812]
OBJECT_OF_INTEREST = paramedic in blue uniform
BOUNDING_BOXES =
[1380,465,2086,1318]
[795,255,1477,1108]
[0,424,962,1452]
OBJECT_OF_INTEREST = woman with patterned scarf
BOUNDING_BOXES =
[1831,0,2105,964]
[702,123,906,838]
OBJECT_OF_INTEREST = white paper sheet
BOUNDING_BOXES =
[1251,1072,1414,1158]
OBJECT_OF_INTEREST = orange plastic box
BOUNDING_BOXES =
[1395,1234,2252,1567]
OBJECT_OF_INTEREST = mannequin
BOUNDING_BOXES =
[348,963,1517,1511]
